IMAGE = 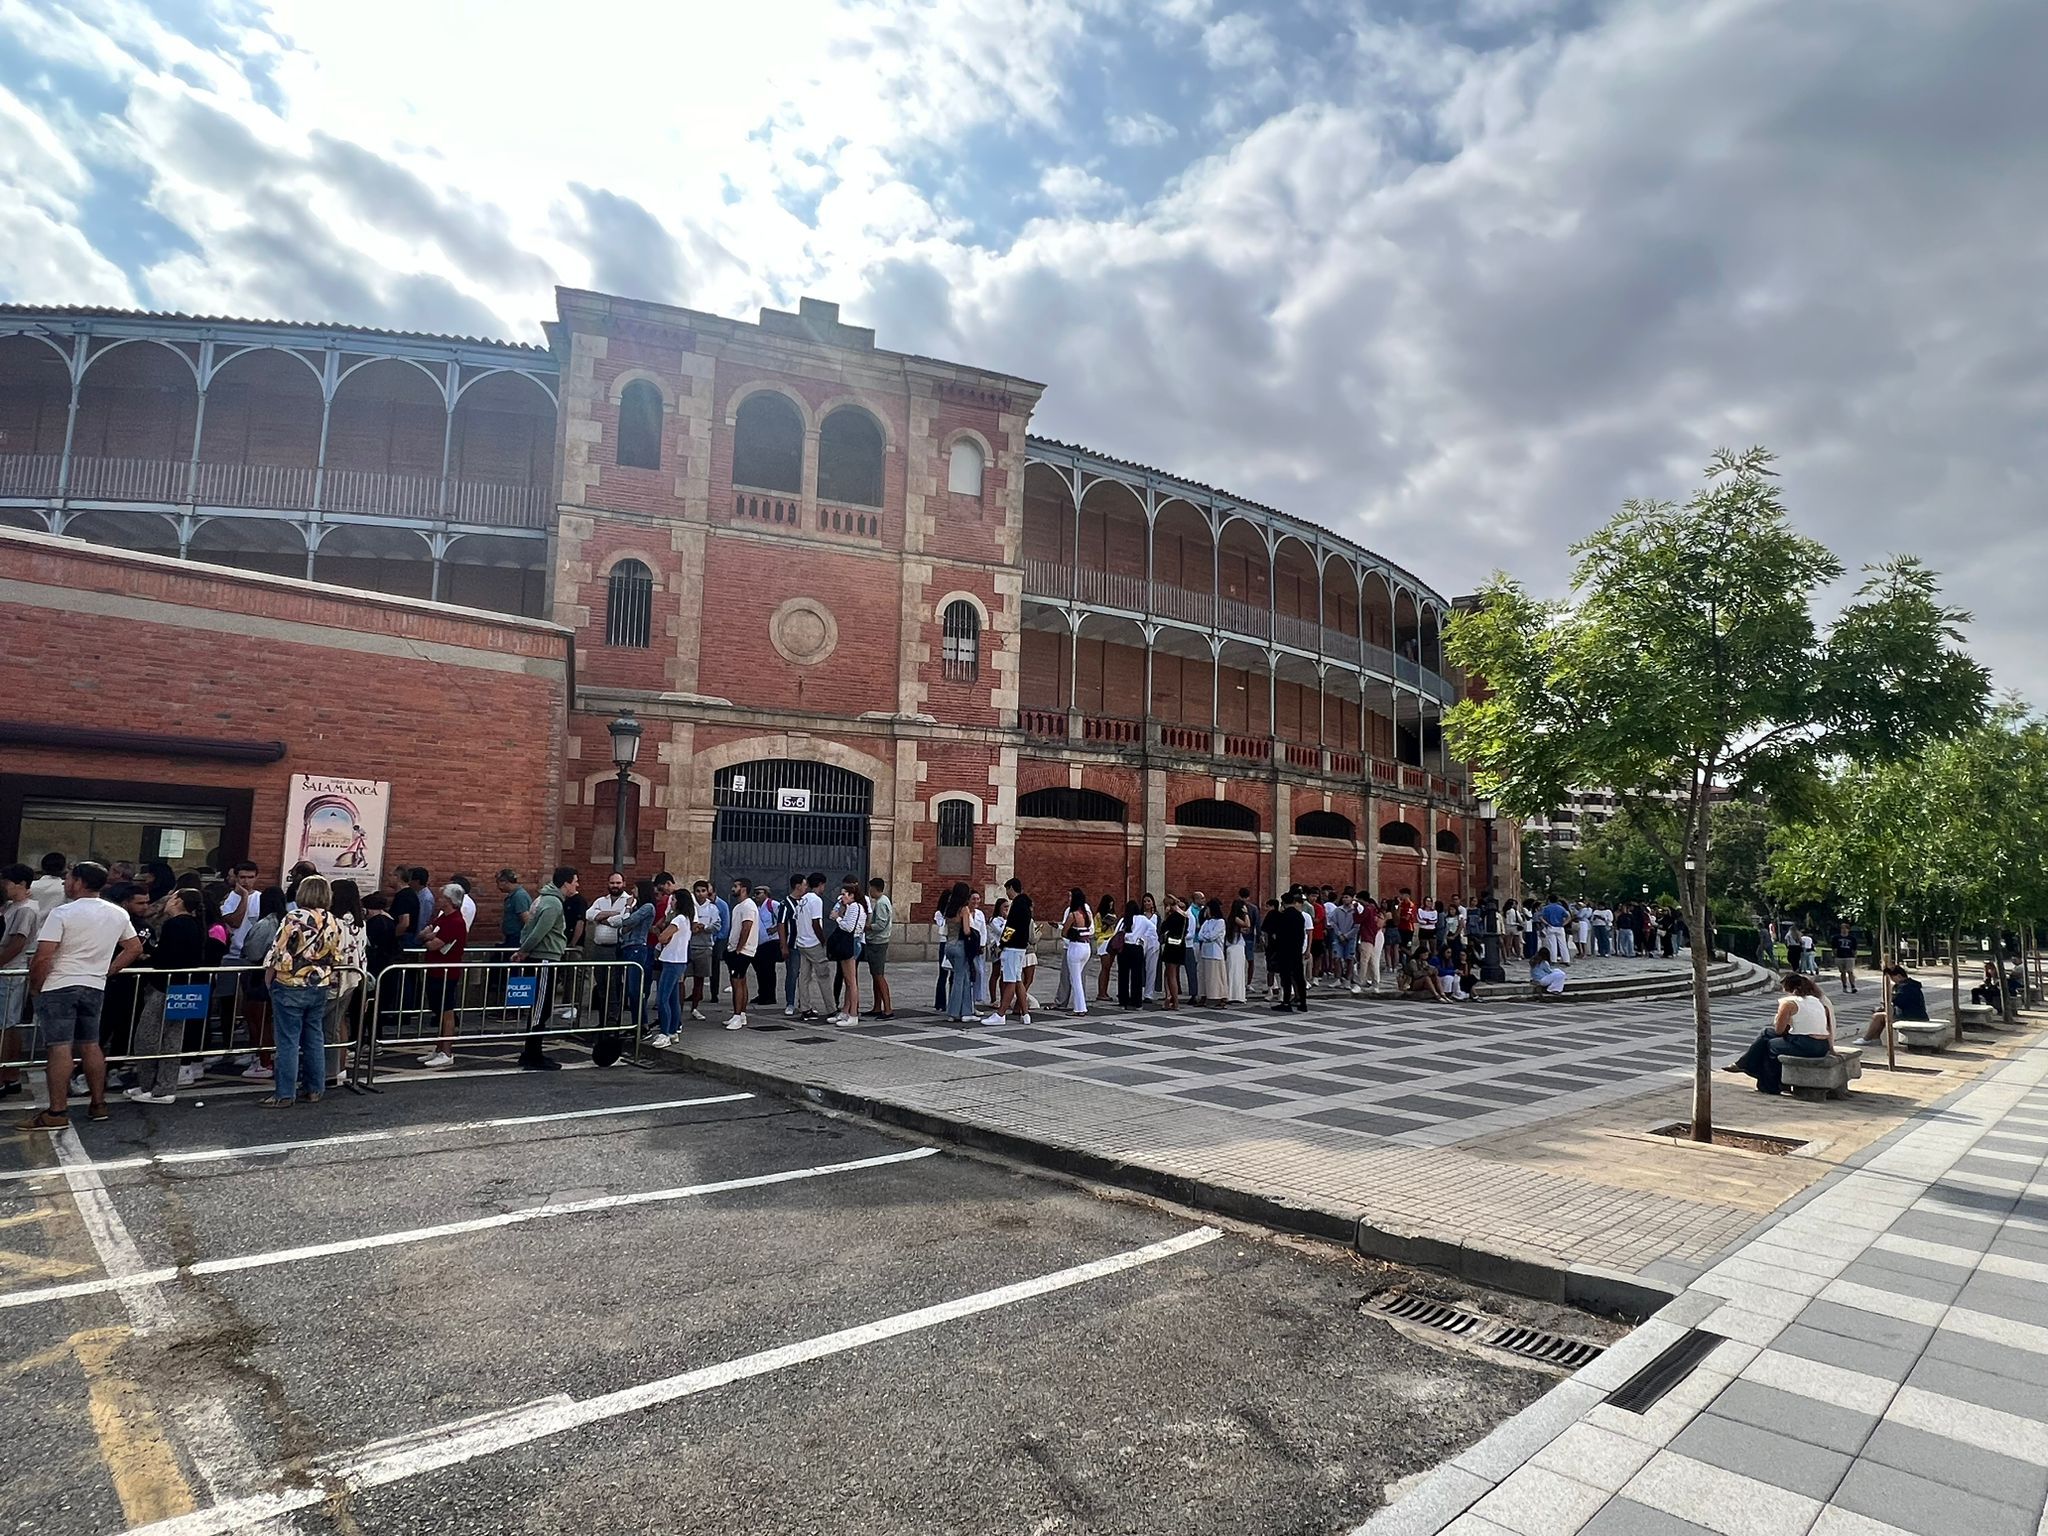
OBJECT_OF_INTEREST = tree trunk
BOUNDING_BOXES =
[1950,926,1962,1032]
[1877,897,1895,1071]
[1687,875,1714,1143]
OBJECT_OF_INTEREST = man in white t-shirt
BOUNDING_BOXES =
[1,863,40,1101]
[25,861,143,1128]
[793,873,832,1020]
[724,878,759,1030]
[219,861,262,962]
[30,853,67,918]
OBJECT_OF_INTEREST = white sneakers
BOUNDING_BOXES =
[418,1052,454,1069]
[783,1006,797,1017]
[176,1064,202,1087]
[1350,984,1363,995]
[647,1033,674,1050]
[979,1012,1003,1027]
[241,1063,273,1081]
[689,1007,706,1022]
[124,1087,175,1105]
[826,1013,860,1027]
[726,1015,746,1030]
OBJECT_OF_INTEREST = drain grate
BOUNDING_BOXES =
[1605,1327,1719,1413]
[1367,1290,1605,1371]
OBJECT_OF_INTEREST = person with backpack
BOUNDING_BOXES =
[825,877,868,1026]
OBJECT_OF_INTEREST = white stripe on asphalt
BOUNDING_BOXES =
[125,1223,1223,1535]
[0,1146,938,1311]
[0,1092,755,1185]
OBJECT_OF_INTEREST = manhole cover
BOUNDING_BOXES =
[1366,1290,1605,1371]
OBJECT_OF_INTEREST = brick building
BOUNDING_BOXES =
[0,294,1498,934]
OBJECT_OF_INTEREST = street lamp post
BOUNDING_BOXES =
[1478,800,1505,982]
[605,710,642,875]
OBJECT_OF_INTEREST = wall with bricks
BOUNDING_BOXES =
[0,531,570,884]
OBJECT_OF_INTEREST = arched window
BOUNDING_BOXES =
[818,405,884,507]
[1295,810,1355,840]
[937,798,975,877]
[616,380,663,470]
[947,438,984,496]
[1378,821,1422,849]
[1436,829,1462,854]
[1017,787,1127,823]
[941,600,981,681]
[605,559,654,648]
[1174,799,1260,833]
[732,391,804,493]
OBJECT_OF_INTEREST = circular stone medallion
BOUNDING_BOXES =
[770,597,839,666]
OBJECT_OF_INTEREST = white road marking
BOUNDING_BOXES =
[125,1223,1224,1535]
[49,1127,296,1531]
[0,1092,755,1186]
[1,1146,939,1311]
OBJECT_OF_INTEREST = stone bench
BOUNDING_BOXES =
[1781,1047,1863,1100]
[1893,1019,1955,1051]
[1953,1002,1996,1029]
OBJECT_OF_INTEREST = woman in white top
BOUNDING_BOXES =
[1195,899,1228,1004]
[1224,899,1251,1004]
[827,879,868,1026]
[1059,889,1093,1016]
[1136,894,1162,1001]
[967,893,991,1006]
[1726,973,1834,1095]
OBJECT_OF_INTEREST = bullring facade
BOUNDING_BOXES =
[0,294,1499,923]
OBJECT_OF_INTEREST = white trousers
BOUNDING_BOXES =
[1063,940,1091,1014]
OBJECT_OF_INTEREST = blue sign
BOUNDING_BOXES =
[505,975,538,1008]
[164,985,211,1021]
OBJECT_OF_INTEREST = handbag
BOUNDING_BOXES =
[825,913,859,961]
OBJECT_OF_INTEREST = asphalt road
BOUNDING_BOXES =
[1,1062,1581,1535]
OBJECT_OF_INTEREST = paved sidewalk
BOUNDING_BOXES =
[1359,1031,2048,1536]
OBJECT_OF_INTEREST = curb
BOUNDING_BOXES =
[660,1045,1677,1321]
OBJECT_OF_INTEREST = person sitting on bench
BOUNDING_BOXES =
[1530,949,1566,995]
[1860,963,1928,1042]
[1727,973,1833,1094]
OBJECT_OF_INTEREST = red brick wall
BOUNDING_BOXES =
[0,534,568,885]
[693,533,900,717]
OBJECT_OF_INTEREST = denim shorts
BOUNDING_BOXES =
[35,985,106,1047]
[0,970,27,1031]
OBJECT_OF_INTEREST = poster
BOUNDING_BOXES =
[284,774,390,881]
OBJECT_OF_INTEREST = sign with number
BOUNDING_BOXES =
[777,788,812,813]
[732,774,747,792]
[505,975,538,1008]
[164,984,211,1021]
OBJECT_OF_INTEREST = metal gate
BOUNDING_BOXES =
[710,760,872,897]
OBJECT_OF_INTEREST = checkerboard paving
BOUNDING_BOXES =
[1358,1036,2048,1536]
[854,990,1773,1148]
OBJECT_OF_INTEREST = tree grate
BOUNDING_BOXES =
[1366,1290,1605,1371]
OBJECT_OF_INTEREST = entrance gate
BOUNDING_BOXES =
[710,760,872,898]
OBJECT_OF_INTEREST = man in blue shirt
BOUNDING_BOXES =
[1538,896,1569,966]
[496,869,532,947]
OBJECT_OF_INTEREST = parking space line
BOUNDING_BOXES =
[125,1223,1223,1535]
[1,1146,941,1312]
[0,1091,756,1187]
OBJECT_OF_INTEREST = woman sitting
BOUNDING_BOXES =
[1726,974,1833,1094]
[1529,949,1567,996]
[1399,952,1450,1003]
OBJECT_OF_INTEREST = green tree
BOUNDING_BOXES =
[1447,449,1987,1140]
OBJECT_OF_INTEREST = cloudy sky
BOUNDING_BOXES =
[3,0,2043,691]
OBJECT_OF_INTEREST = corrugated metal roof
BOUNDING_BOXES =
[0,304,550,356]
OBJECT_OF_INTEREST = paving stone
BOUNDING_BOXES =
[1831,1459,2036,1536]
[1669,1412,1852,1502]
[1857,1421,2048,1512]
[1767,1324,1920,1388]
[1705,1381,1880,1457]
[1903,1355,2048,1423]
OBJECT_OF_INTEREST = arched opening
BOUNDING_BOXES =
[1378,821,1422,849]
[313,522,434,600]
[440,533,548,616]
[817,405,883,507]
[195,347,322,508]
[1214,638,1270,740]
[941,599,980,681]
[946,437,984,497]
[1017,605,1071,717]
[709,759,874,896]
[1216,518,1270,635]
[187,516,309,579]
[1151,498,1215,626]
[1017,787,1127,823]
[1435,829,1462,855]
[1175,799,1260,833]
[450,370,554,523]
[1076,477,1147,609]
[1272,652,1322,747]
[1296,810,1355,841]
[58,508,180,558]
[1393,588,1421,666]
[606,559,655,648]
[1273,535,1319,647]
[1362,569,1396,662]
[0,507,50,532]
[732,391,804,494]
[1322,552,1361,657]
[616,380,663,470]
[1021,462,1077,595]
[71,341,199,499]
[936,797,975,877]
[0,335,74,492]
[1148,626,1214,733]
[325,358,447,516]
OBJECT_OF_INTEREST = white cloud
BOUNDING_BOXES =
[1107,110,1177,147]
[1039,163,1121,210]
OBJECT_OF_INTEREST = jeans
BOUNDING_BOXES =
[1734,1029,1829,1093]
[942,940,974,1019]
[619,943,651,1028]
[1593,925,1611,956]
[784,942,802,1010]
[1617,928,1635,957]
[657,960,685,1036]
[268,982,327,1100]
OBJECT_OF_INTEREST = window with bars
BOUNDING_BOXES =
[1017,787,1126,823]
[605,559,654,648]
[936,798,974,876]
[617,380,663,470]
[941,600,981,681]
[1295,810,1356,840]
[1174,798,1260,833]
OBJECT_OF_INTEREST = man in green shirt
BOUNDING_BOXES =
[517,866,576,1071]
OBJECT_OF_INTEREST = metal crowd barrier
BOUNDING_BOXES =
[359,955,647,1087]
[0,963,370,1087]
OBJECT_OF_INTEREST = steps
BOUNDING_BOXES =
[1513,954,1776,1006]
